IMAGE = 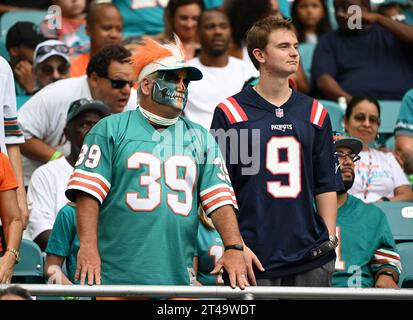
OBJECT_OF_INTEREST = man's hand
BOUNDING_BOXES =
[75,245,101,285]
[243,245,265,286]
[0,252,17,284]
[14,60,37,94]
[375,274,398,288]
[210,249,249,290]
[361,9,380,25]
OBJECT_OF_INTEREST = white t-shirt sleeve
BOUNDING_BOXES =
[387,152,410,189]
[18,92,51,140]
[27,165,57,239]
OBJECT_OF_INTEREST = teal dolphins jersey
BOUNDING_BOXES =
[332,195,401,288]
[395,89,413,137]
[196,222,224,286]
[66,109,237,285]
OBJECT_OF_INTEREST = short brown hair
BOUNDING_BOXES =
[246,17,295,70]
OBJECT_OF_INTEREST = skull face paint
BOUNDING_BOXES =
[152,70,190,110]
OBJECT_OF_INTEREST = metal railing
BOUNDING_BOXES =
[1,284,413,300]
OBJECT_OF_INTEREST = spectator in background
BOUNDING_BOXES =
[27,99,110,251]
[0,0,51,14]
[333,134,401,288]
[0,285,32,300]
[156,0,205,60]
[71,2,123,77]
[0,57,29,229]
[112,0,166,38]
[395,89,413,175]
[0,152,23,284]
[40,0,89,57]
[184,9,257,129]
[311,0,413,102]
[5,22,47,96]
[344,96,413,203]
[18,45,137,185]
[377,0,406,22]
[290,0,332,44]
[33,39,71,91]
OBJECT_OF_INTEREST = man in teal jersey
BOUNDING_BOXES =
[65,37,251,289]
[333,134,401,288]
[395,89,413,176]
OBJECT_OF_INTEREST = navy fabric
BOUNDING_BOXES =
[211,86,337,279]
[311,24,413,100]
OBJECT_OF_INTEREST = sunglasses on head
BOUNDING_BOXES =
[335,151,361,163]
[36,44,69,58]
[353,113,381,125]
[103,76,134,89]
[40,63,70,76]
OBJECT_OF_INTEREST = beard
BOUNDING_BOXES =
[338,175,355,194]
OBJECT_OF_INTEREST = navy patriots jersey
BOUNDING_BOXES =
[210,86,337,279]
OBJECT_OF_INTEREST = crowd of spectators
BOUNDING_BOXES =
[0,0,412,298]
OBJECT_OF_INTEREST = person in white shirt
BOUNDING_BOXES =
[27,98,111,251]
[183,9,257,129]
[0,56,29,228]
[345,96,413,203]
[18,45,138,184]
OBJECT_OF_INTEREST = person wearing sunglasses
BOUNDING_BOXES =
[33,40,71,91]
[332,133,401,288]
[344,96,413,203]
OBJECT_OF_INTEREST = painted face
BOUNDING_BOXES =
[152,70,190,110]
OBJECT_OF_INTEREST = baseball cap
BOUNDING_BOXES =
[33,39,70,67]
[333,132,363,155]
[135,36,203,83]
[6,22,47,50]
[66,98,111,125]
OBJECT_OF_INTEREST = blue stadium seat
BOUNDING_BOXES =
[397,242,413,288]
[318,99,345,132]
[0,38,8,60]
[0,10,47,39]
[378,100,402,134]
[373,202,413,242]
[298,43,316,82]
[12,239,45,284]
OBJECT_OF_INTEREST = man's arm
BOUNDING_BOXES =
[374,268,399,288]
[20,138,60,163]
[45,254,73,285]
[6,144,29,228]
[209,205,249,289]
[74,192,101,285]
[34,230,51,252]
[316,75,352,102]
[396,135,413,174]
[315,191,337,237]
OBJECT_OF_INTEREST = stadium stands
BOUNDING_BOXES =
[298,43,316,82]
[0,10,47,39]
[319,99,345,132]
[12,239,45,284]
[373,202,413,242]
[397,242,413,288]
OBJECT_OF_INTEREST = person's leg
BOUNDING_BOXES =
[286,259,336,287]
[256,278,283,286]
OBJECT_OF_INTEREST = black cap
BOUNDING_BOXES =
[6,22,47,51]
[333,132,363,155]
[66,98,111,125]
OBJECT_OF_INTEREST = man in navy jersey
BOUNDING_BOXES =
[211,17,339,286]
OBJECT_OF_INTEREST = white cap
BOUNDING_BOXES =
[33,39,70,67]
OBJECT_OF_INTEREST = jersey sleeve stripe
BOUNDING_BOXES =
[374,249,401,261]
[203,198,238,215]
[66,181,105,204]
[217,103,237,124]
[227,97,248,121]
[371,260,402,273]
[200,184,235,197]
[310,99,327,127]
[223,99,247,123]
[72,169,111,191]
[201,191,236,206]
[69,175,109,198]
[200,187,235,202]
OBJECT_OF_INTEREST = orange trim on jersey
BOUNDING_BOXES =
[203,196,236,211]
[374,251,400,261]
[217,103,237,124]
[310,99,327,127]
[70,172,110,193]
[68,180,106,201]
[200,187,234,202]
[310,99,318,124]
[4,120,18,125]
[227,97,248,121]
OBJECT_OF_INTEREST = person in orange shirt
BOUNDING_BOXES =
[0,152,23,284]
[71,2,123,77]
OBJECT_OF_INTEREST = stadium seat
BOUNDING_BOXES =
[373,202,413,242]
[0,38,8,60]
[378,100,402,134]
[12,239,45,284]
[396,242,413,288]
[319,99,345,132]
[298,43,316,82]
[0,10,47,39]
